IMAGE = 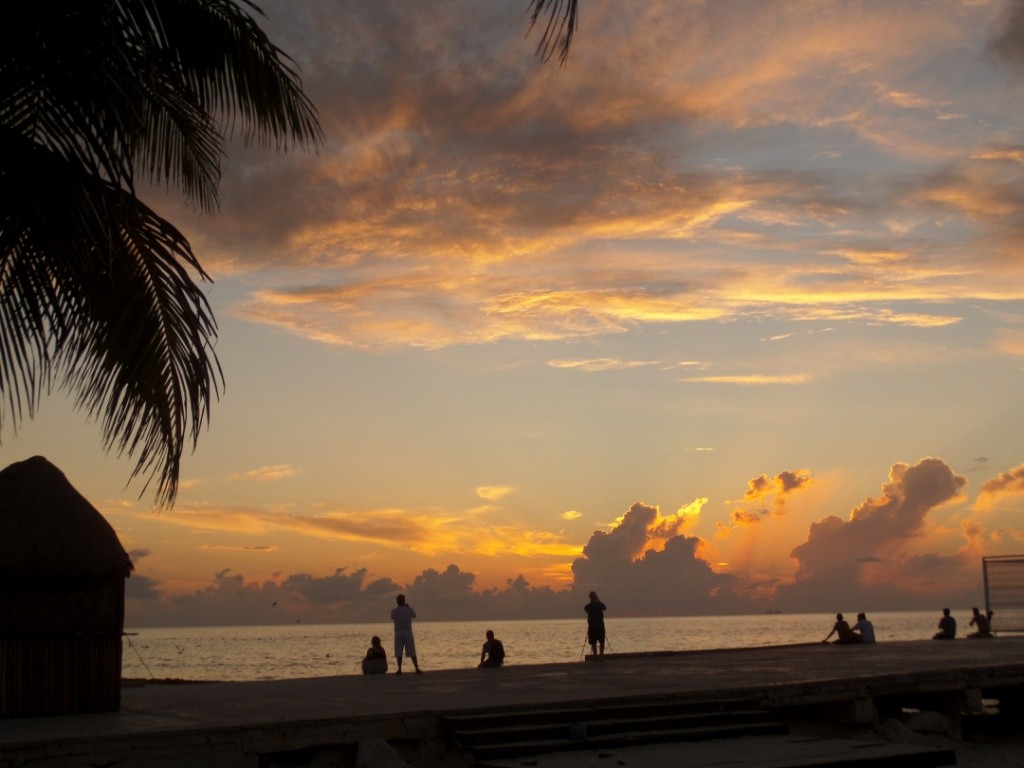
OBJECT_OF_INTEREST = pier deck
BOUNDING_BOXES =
[1,638,1022,766]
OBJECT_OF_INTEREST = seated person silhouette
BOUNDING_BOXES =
[967,607,994,638]
[932,608,956,640]
[478,629,506,668]
[851,612,875,643]
[361,635,389,674]
[822,612,863,644]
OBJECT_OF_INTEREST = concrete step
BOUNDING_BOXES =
[453,708,780,746]
[467,720,789,761]
[477,734,958,768]
[444,695,764,731]
[444,695,790,762]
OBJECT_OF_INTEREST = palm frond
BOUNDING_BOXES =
[0,1,321,506]
[0,128,221,507]
[528,0,579,66]
[1,1,323,213]
[124,0,323,206]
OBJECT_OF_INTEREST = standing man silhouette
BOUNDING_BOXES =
[584,591,607,658]
[390,594,422,674]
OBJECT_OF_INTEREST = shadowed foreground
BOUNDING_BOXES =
[1,638,1023,766]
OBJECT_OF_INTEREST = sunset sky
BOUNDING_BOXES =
[9,0,1024,625]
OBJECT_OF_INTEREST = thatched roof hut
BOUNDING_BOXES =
[0,456,134,716]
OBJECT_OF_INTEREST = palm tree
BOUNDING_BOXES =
[0,0,322,507]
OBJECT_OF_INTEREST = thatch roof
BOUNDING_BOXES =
[0,456,133,581]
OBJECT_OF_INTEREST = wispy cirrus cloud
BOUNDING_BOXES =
[122,503,578,560]
[681,373,811,385]
[230,465,299,482]
[547,357,662,372]
[477,485,514,501]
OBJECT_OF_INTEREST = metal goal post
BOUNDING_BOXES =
[983,555,1024,633]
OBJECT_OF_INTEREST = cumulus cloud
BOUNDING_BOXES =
[975,462,1024,509]
[128,501,741,625]
[127,569,295,626]
[283,567,400,605]
[124,549,161,599]
[775,457,973,609]
[126,566,405,626]
[124,572,162,601]
[122,450,1007,626]
[575,503,683,569]
[125,563,574,625]
[733,508,770,526]
[399,565,575,622]
[729,469,813,530]
[742,469,813,509]
[569,502,741,614]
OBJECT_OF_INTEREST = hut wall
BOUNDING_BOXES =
[0,579,124,716]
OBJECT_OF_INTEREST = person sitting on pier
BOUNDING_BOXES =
[932,607,956,640]
[852,612,875,643]
[967,606,994,638]
[478,629,506,668]
[822,612,862,644]
[361,635,388,674]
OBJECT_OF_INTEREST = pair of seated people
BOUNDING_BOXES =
[933,607,994,640]
[823,612,875,644]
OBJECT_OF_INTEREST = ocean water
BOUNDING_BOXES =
[121,610,963,682]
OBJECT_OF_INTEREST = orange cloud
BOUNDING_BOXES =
[777,457,971,608]
[733,508,769,526]
[993,329,1024,357]
[547,357,661,371]
[122,503,578,563]
[476,485,514,501]
[737,469,814,518]
[975,463,1024,510]
[230,465,299,482]
[682,373,810,385]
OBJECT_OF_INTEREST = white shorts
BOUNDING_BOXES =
[394,630,416,658]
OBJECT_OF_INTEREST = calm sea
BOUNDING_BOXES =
[122,610,964,682]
